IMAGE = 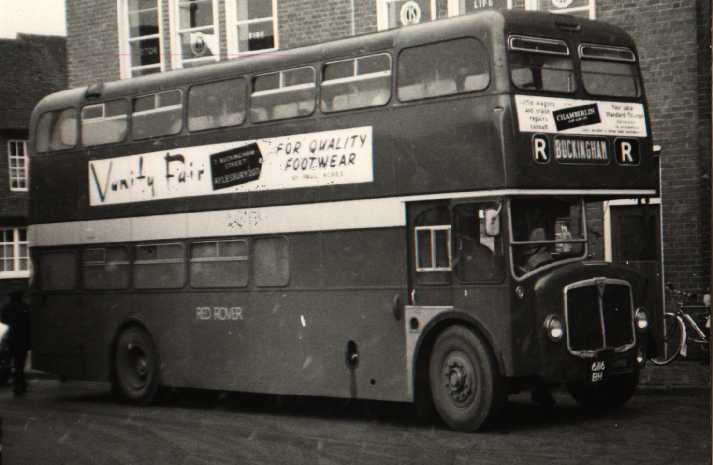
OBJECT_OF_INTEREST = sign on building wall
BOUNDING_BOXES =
[88,126,374,206]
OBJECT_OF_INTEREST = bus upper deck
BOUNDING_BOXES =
[29,10,657,228]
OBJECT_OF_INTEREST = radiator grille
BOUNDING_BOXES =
[565,279,635,356]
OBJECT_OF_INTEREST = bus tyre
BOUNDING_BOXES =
[567,369,639,410]
[429,326,503,432]
[113,326,160,404]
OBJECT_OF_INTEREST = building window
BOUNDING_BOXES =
[447,0,594,19]
[376,0,436,31]
[118,0,164,78]
[170,0,220,68]
[525,0,595,19]
[225,0,279,58]
[7,140,28,192]
[0,228,30,278]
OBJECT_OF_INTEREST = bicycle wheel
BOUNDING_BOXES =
[650,312,685,366]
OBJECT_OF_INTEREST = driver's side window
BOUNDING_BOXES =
[452,203,504,283]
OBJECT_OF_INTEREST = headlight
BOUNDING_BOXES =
[544,315,564,342]
[635,307,649,332]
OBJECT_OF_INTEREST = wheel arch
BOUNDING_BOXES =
[412,311,505,402]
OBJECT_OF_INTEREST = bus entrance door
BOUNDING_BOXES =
[407,202,455,308]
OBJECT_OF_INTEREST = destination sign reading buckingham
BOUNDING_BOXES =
[88,126,373,206]
[515,95,647,137]
[553,136,609,164]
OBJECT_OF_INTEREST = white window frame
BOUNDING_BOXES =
[377,0,438,31]
[7,140,28,192]
[447,0,513,16]
[0,227,30,279]
[225,0,279,59]
[447,0,594,19]
[117,0,166,79]
[415,225,452,272]
[525,0,595,19]
[169,0,221,69]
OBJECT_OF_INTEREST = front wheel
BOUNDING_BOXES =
[567,369,639,410]
[429,326,504,431]
[650,312,685,366]
[113,326,161,404]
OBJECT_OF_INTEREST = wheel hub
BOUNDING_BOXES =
[443,354,474,404]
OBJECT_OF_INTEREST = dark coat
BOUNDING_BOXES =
[0,297,30,353]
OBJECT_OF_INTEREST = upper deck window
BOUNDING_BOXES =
[35,109,78,153]
[132,90,183,139]
[81,100,130,146]
[579,43,640,98]
[321,53,392,113]
[188,78,247,131]
[250,67,316,122]
[397,38,490,102]
[509,35,576,93]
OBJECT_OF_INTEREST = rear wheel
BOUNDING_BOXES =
[567,369,639,410]
[428,326,503,431]
[650,312,684,366]
[113,326,160,404]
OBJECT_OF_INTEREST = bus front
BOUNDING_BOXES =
[501,13,660,407]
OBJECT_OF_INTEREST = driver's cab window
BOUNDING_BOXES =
[453,203,504,283]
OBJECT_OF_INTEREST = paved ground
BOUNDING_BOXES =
[0,361,709,465]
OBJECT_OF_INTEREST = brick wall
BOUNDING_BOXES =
[597,0,711,298]
[66,0,119,88]
[279,0,356,49]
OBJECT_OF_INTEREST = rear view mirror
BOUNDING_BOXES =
[484,207,501,237]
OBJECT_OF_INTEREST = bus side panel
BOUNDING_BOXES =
[173,229,408,401]
[31,293,84,379]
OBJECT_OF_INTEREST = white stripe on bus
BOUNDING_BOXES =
[29,189,656,247]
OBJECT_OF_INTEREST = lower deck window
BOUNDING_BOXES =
[190,239,249,288]
[82,247,130,289]
[134,243,185,288]
[39,251,76,290]
[254,236,289,287]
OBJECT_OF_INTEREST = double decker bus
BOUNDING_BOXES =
[29,10,660,431]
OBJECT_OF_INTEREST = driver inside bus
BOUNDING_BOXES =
[515,209,553,273]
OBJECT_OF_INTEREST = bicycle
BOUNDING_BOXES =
[650,284,710,366]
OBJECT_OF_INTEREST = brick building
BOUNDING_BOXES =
[61,0,710,301]
[0,34,66,297]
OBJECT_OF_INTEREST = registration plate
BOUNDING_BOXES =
[591,360,606,383]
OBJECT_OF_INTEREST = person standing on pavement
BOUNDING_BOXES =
[0,290,30,395]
